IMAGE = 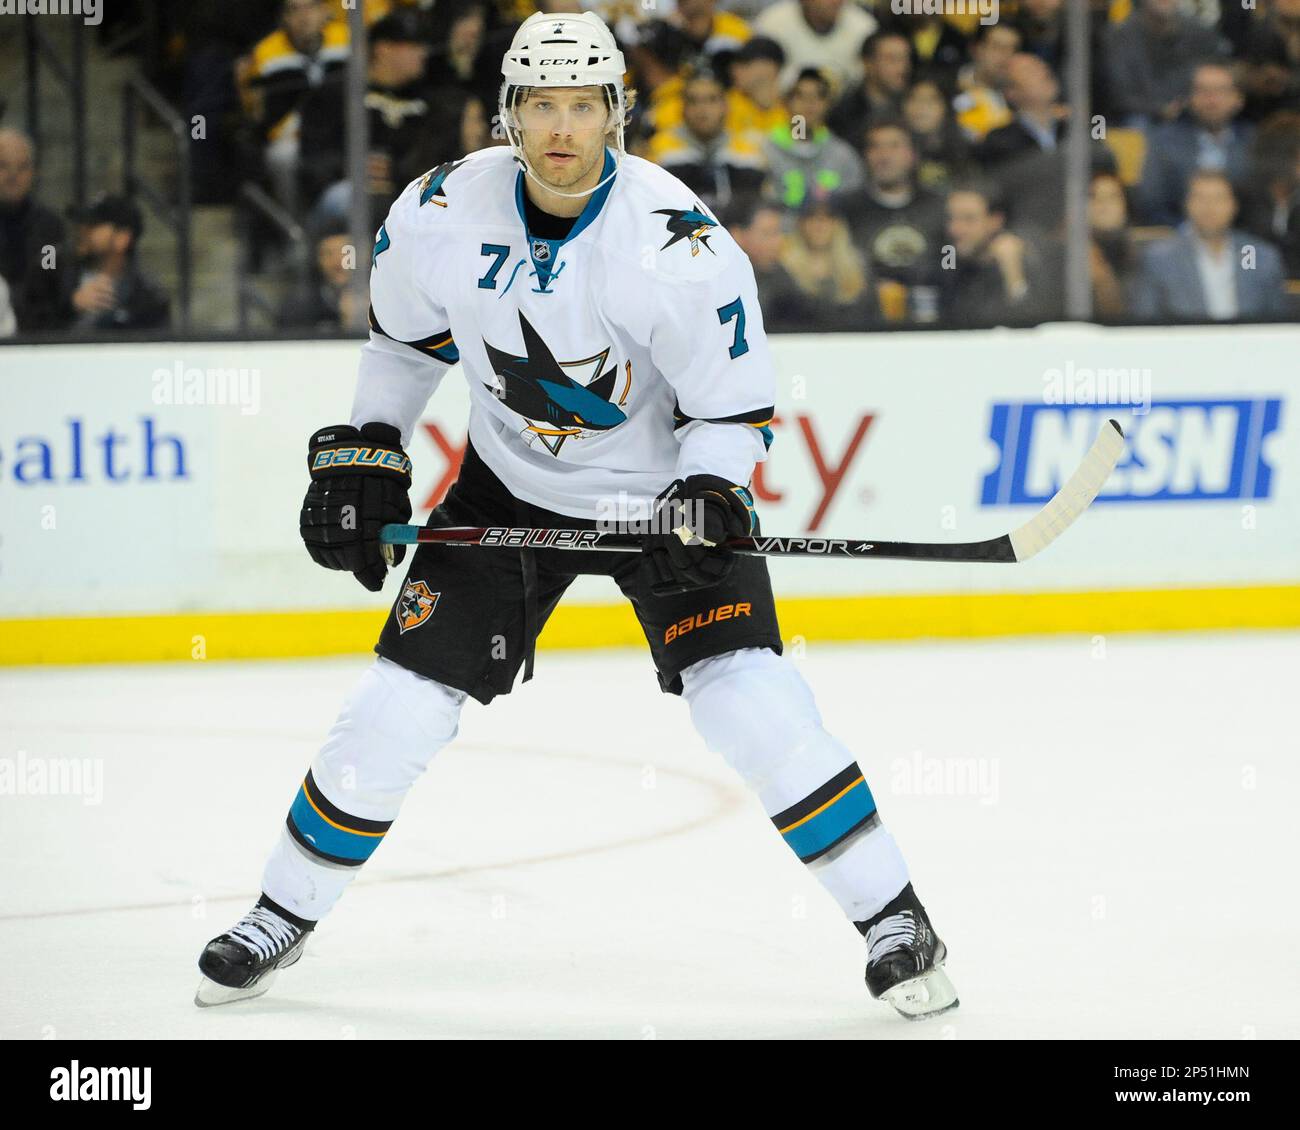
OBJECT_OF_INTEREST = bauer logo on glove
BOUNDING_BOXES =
[299,422,413,593]
[310,446,412,476]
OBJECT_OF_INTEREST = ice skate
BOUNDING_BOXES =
[195,898,314,1007]
[863,885,959,1021]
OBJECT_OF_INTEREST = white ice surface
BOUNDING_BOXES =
[2,633,1298,1040]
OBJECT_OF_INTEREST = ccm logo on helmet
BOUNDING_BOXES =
[540,58,579,65]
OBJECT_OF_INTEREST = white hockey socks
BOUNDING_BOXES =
[260,657,466,922]
[681,647,911,927]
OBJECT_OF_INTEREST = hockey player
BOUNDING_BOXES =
[197,11,957,1021]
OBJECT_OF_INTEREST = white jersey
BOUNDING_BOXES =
[351,145,775,520]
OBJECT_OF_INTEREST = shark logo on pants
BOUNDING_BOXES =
[397,580,440,634]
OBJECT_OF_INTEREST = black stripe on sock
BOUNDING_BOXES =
[285,813,367,868]
[770,764,866,832]
[303,769,393,836]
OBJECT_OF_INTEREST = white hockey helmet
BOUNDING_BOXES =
[498,11,628,197]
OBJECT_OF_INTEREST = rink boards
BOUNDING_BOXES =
[1,323,1297,663]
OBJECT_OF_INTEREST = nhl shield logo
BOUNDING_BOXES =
[396,579,440,634]
[532,239,552,262]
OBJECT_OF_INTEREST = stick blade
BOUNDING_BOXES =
[1008,418,1125,562]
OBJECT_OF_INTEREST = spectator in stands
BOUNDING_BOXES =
[953,22,1020,143]
[648,71,767,213]
[828,30,911,152]
[726,36,789,137]
[1132,169,1287,321]
[456,90,493,155]
[1012,0,1065,75]
[834,120,946,297]
[1086,170,1139,318]
[977,53,1066,166]
[1240,110,1300,277]
[779,196,872,329]
[879,9,969,95]
[279,219,361,330]
[753,0,878,94]
[725,197,812,332]
[939,180,1056,327]
[178,1,283,204]
[240,0,350,209]
[903,79,972,192]
[1102,0,1224,127]
[332,86,491,230]
[626,18,694,143]
[670,0,752,71]
[644,33,784,138]
[1240,0,1300,121]
[977,53,1119,233]
[67,195,170,332]
[298,9,436,210]
[426,0,511,119]
[764,68,863,207]
[0,128,70,333]
[1137,62,1254,225]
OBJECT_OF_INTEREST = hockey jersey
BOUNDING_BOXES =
[351,144,776,521]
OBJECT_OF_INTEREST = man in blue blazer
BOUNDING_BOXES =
[1133,169,1288,321]
[1137,62,1254,226]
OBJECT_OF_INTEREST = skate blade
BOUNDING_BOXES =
[194,968,278,1008]
[881,965,959,1021]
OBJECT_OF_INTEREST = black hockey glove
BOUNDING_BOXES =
[643,474,757,597]
[299,422,412,592]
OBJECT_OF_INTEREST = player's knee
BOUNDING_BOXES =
[681,648,822,785]
[312,657,466,809]
[371,656,466,743]
[683,649,863,808]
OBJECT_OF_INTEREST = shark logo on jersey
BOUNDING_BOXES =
[482,311,629,456]
[654,205,717,257]
[419,158,467,208]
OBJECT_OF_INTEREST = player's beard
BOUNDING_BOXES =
[521,129,609,194]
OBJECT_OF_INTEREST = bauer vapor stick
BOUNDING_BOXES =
[380,419,1125,564]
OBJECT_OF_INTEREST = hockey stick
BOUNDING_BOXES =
[379,419,1124,564]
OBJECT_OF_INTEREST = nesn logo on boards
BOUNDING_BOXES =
[981,400,1282,504]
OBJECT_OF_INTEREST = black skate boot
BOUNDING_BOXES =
[862,884,958,1020]
[195,895,315,1007]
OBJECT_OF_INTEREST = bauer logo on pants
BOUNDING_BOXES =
[396,580,440,634]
